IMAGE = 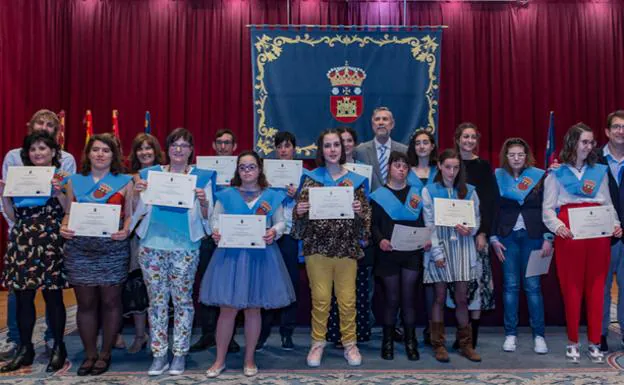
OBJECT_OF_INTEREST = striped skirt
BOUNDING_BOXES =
[423,226,477,283]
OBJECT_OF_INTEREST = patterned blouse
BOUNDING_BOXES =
[292,176,371,259]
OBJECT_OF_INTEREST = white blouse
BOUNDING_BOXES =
[542,164,619,233]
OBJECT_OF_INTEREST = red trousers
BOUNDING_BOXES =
[555,203,611,344]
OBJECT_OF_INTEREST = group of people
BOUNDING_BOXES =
[1,107,624,377]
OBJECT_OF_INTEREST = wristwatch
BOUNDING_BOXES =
[543,233,555,241]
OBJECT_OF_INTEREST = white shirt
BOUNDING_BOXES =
[542,164,620,233]
[374,137,392,160]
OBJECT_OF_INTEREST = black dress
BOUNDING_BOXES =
[448,158,497,311]
[2,198,67,290]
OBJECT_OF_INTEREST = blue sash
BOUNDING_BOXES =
[216,187,286,221]
[369,185,423,220]
[495,167,545,205]
[553,164,608,198]
[407,166,437,191]
[140,165,217,229]
[305,167,369,195]
[69,172,132,203]
[13,169,71,208]
[426,182,475,200]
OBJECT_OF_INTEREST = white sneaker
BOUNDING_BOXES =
[534,336,548,354]
[343,342,362,366]
[566,343,580,363]
[587,344,605,364]
[306,341,326,367]
[502,335,517,352]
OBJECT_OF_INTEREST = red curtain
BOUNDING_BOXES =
[3,0,624,325]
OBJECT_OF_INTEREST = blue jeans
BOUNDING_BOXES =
[7,290,54,345]
[602,241,624,335]
[500,230,545,337]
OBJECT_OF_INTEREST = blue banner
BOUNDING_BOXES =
[251,27,442,158]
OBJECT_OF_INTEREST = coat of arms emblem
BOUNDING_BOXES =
[327,62,367,123]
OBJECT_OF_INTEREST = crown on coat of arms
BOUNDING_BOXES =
[327,62,367,87]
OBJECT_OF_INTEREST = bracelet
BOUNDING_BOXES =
[543,233,554,241]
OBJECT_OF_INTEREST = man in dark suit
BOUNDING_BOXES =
[354,107,408,192]
[599,110,624,352]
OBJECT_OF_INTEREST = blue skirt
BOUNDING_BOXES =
[200,243,296,310]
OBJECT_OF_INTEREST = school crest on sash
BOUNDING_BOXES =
[409,193,421,210]
[582,180,596,195]
[53,170,68,182]
[255,200,272,215]
[517,176,533,191]
[93,183,112,199]
[338,179,353,187]
[327,62,366,124]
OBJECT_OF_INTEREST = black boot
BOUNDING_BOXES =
[0,343,35,373]
[404,327,420,361]
[381,326,394,360]
[46,342,67,372]
[471,319,480,349]
[423,324,431,346]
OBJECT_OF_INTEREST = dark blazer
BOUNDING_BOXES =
[354,139,408,192]
[492,172,549,240]
[598,148,624,245]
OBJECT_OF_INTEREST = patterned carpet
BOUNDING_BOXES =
[1,305,624,384]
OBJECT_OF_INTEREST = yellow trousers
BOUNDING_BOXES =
[305,254,358,344]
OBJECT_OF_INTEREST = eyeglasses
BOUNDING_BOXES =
[506,153,526,159]
[238,164,258,172]
[171,143,191,150]
[610,124,624,131]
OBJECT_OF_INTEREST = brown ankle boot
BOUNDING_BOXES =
[457,325,481,362]
[430,321,449,362]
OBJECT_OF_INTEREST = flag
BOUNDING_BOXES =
[112,109,120,139]
[144,111,151,134]
[545,111,556,168]
[57,110,66,150]
[84,110,93,144]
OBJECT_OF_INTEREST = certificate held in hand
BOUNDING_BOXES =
[219,214,266,249]
[433,198,476,227]
[196,156,237,186]
[142,171,197,209]
[68,202,121,237]
[308,186,354,220]
[264,159,303,188]
[390,225,432,251]
[3,166,55,197]
[344,163,373,190]
[568,205,615,239]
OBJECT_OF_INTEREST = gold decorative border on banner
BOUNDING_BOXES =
[253,33,440,156]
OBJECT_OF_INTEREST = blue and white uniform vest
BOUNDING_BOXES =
[553,163,608,198]
[495,167,545,205]
[69,172,132,203]
[370,185,423,221]
[407,166,437,192]
[304,167,369,196]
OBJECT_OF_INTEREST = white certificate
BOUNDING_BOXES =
[264,159,303,188]
[3,166,55,197]
[309,186,354,220]
[218,214,266,249]
[390,225,432,251]
[344,163,373,189]
[525,249,553,278]
[142,171,197,209]
[433,198,476,227]
[196,156,237,186]
[568,205,615,239]
[68,202,121,237]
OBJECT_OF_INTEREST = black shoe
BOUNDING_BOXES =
[255,339,267,352]
[46,342,67,372]
[452,339,459,350]
[600,335,609,352]
[281,335,294,351]
[0,343,35,373]
[76,357,97,376]
[0,344,17,362]
[381,326,394,360]
[393,327,404,343]
[90,355,111,376]
[423,326,431,346]
[189,334,216,352]
[228,338,240,353]
[404,327,420,361]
